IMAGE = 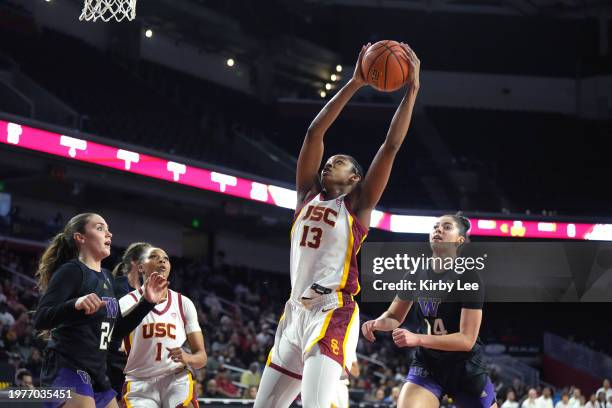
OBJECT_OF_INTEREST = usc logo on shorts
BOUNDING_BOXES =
[330,339,340,356]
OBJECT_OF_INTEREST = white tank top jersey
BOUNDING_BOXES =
[119,288,201,380]
[290,192,368,301]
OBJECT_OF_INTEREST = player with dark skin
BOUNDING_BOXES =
[296,42,420,229]
[254,43,420,408]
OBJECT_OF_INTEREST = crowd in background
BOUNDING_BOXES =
[1,242,611,406]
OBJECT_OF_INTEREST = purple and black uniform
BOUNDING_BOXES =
[398,268,496,408]
[34,260,155,408]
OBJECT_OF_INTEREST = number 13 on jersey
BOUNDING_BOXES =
[300,225,323,249]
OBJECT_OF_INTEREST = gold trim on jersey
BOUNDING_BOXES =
[290,205,308,239]
[305,309,334,353]
[342,304,359,369]
[181,371,194,407]
[338,214,356,293]
[124,381,133,408]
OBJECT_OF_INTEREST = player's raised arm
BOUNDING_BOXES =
[296,44,370,203]
[353,43,420,224]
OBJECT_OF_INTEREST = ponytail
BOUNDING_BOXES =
[112,242,152,277]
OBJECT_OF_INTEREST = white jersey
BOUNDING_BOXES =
[119,288,201,380]
[290,193,368,301]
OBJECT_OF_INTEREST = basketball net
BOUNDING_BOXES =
[79,0,137,22]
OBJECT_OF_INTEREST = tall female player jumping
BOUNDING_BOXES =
[362,214,498,408]
[119,246,206,408]
[254,43,420,408]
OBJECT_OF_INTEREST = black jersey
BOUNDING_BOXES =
[34,260,155,391]
[398,267,484,362]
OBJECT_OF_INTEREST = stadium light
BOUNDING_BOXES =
[145,29,153,38]
[336,65,342,72]
[226,58,235,67]
[320,91,326,98]
[331,74,337,81]
[325,83,331,90]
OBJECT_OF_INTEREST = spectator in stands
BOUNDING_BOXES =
[368,386,385,402]
[195,381,204,398]
[570,388,583,408]
[205,379,222,398]
[0,301,15,326]
[513,378,528,400]
[538,387,554,408]
[215,366,240,398]
[597,380,612,401]
[607,395,612,408]
[206,350,222,372]
[579,396,587,407]
[384,386,400,405]
[240,362,261,388]
[596,392,608,408]
[25,348,42,381]
[15,369,34,389]
[244,385,258,400]
[503,390,520,408]
[585,394,598,408]
[556,393,572,408]
[522,388,540,408]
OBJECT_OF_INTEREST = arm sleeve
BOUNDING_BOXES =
[182,296,202,334]
[33,262,83,330]
[112,295,155,340]
[118,291,140,316]
[461,271,484,310]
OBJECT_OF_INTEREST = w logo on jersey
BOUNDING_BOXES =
[102,297,119,318]
[76,370,91,385]
[417,298,441,317]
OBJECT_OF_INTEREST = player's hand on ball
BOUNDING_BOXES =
[392,328,421,348]
[143,271,168,304]
[167,347,190,365]
[399,42,420,90]
[361,319,383,342]
[75,293,107,315]
[352,43,371,86]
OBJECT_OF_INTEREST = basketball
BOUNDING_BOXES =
[361,40,410,92]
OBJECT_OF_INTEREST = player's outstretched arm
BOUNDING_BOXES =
[362,297,413,342]
[392,308,482,351]
[353,43,420,225]
[296,44,370,203]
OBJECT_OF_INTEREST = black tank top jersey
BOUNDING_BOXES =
[398,267,485,362]
[37,260,119,390]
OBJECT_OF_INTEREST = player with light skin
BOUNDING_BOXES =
[254,43,420,408]
[362,215,497,408]
[107,242,153,397]
[119,247,206,408]
[34,213,167,408]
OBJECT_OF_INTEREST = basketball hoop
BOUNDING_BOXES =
[79,0,137,22]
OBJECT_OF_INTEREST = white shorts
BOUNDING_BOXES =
[266,292,359,380]
[121,370,198,408]
[331,380,349,408]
